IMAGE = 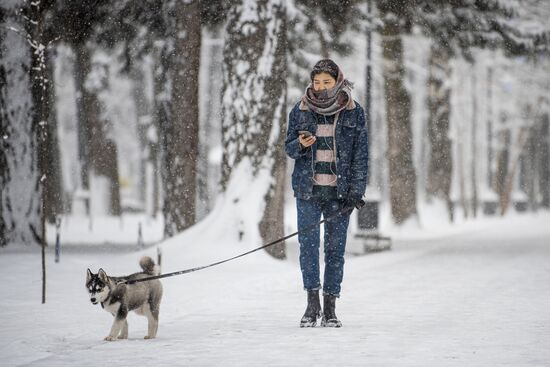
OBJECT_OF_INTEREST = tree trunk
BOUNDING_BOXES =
[309,12,329,59]
[87,58,120,216]
[43,48,64,223]
[154,45,170,224]
[486,67,494,188]
[221,0,287,258]
[95,139,121,216]
[365,0,373,187]
[457,128,469,219]
[523,124,537,211]
[259,13,287,258]
[0,2,42,247]
[130,62,152,208]
[539,114,550,208]
[470,71,478,218]
[161,0,201,236]
[495,128,510,202]
[131,58,159,217]
[499,128,529,216]
[73,44,120,216]
[426,43,453,220]
[73,42,93,202]
[197,28,223,219]
[25,0,51,301]
[380,16,417,224]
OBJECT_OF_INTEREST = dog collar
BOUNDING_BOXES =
[100,293,112,309]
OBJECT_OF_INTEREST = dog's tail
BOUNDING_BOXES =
[139,256,160,276]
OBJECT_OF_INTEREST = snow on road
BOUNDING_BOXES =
[1,212,550,367]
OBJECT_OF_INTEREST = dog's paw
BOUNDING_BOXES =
[117,335,128,340]
[143,335,155,340]
[104,336,117,341]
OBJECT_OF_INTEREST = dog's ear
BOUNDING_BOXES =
[98,268,108,282]
[86,268,92,284]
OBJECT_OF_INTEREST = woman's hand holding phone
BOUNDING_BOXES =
[298,131,316,148]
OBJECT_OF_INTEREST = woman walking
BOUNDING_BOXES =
[285,59,368,327]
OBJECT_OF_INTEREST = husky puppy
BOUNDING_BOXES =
[86,256,163,341]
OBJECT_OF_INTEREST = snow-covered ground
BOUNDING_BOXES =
[2,211,550,367]
[44,213,164,248]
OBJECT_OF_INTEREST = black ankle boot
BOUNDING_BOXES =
[321,294,342,327]
[300,290,321,327]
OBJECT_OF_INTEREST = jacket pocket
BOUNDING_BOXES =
[341,116,356,128]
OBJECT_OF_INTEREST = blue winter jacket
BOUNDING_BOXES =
[285,99,369,201]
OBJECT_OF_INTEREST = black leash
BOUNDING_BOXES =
[125,204,354,285]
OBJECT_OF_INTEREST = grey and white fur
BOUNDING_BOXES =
[86,256,163,341]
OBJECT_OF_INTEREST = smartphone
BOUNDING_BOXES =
[298,130,313,138]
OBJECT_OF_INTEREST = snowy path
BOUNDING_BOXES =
[1,213,550,366]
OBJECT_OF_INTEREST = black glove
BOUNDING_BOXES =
[347,195,366,210]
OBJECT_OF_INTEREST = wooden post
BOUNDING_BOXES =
[55,216,61,263]
[157,246,162,270]
[138,222,144,248]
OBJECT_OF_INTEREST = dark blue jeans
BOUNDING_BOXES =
[296,197,351,297]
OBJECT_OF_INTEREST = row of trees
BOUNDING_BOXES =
[1,1,549,256]
[378,0,549,223]
[0,0,360,253]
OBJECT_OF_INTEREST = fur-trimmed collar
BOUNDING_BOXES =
[299,98,356,112]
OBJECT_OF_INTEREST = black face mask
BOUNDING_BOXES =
[311,84,339,102]
[312,88,330,101]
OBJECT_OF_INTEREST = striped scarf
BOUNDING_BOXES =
[302,69,353,116]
